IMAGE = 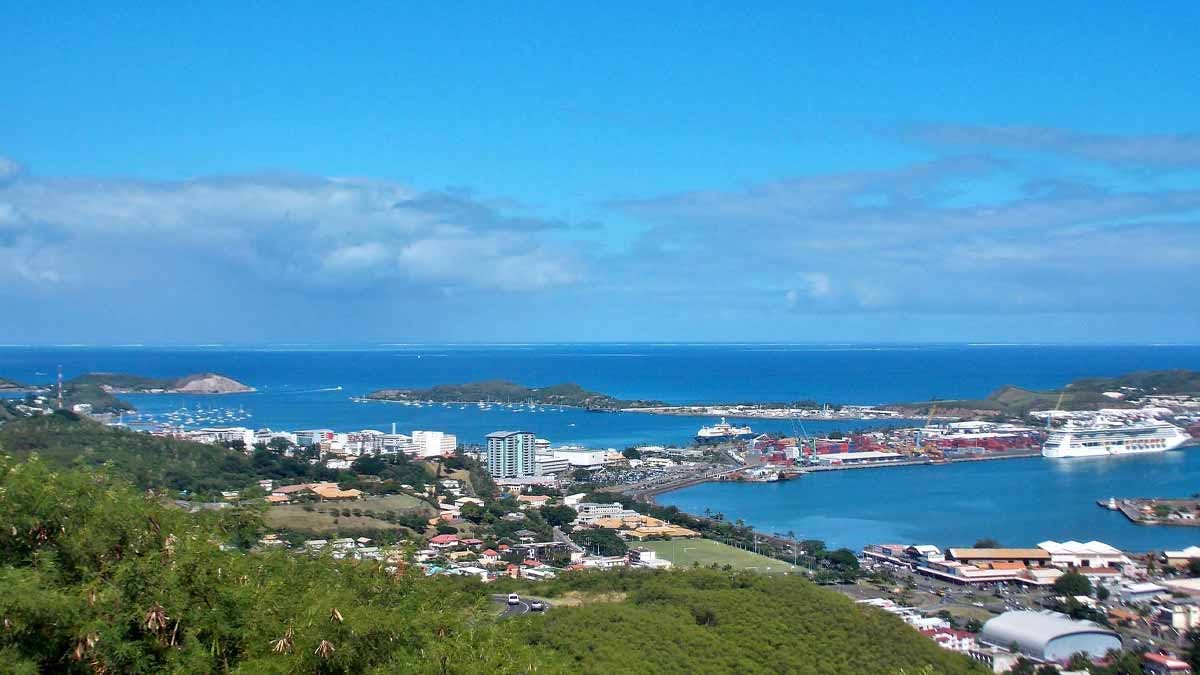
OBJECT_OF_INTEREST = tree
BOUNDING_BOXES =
[268,436,292,453]
[571,528,627,556]
[1034,665,1058,675]
[460,502,484,523]
[1007,656,1036,675]
[1066,652,1092,671]
[540,504,577,528]
[965,618,983,633]
[351,455,388,476]
[1096,584,1110,601]
[973,538,1000,548]
[1186,628,1200,672]
[622,447,641,460]
[1052,570,1093,597]
[1188,558,1200,577]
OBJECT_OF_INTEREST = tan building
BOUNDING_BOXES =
[946,548,1052,567]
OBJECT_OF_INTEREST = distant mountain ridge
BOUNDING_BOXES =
[367,380,665,409]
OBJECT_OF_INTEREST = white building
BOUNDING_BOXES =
[188,427,255,448]
[552,448,609,468]
[628,547,672,569]
[573,502,638,525]
[412,430,457,458]
[486,431,537,477]
[1038,540,1125,569]
[381,433,417,454]
[535,453,570,476]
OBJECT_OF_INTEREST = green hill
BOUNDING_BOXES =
[368,380,665,410]
[886,369,1200,419]
[0,411,337,496]
[0,376,24,390]
[0,457,982,674]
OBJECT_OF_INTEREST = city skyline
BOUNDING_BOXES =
[3,3,1200,343]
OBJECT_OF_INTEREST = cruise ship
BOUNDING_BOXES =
[1042,418,1191,458]
[696,417,754,444]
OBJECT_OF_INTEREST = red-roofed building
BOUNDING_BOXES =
[506,563,520,578]
[481,549,499,564]
[429,534,460,549]
[1144,652,1192,675]
[522,559,540,567]
[919,628,976,654]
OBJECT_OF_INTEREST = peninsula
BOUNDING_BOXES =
[883,369,1200,419]
[0,372,255,416]
[366,380,665,410]
[0,376,25,391]
[68,372,255,394]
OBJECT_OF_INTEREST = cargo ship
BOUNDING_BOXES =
[695,417,754,444]
[1042,418,1191,458]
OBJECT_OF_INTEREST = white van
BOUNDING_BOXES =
[507,593,520,606]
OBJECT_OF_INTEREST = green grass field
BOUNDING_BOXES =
[639,539,799,575]
[263,493,433,534]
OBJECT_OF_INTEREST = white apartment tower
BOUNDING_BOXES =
[486,430,537,478]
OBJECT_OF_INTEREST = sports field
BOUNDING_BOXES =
[639,539,799,575]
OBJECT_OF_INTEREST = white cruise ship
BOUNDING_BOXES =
[696,417,754,444]
[1042,419,1191,458]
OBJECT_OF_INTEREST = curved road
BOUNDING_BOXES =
[492,594,551,618]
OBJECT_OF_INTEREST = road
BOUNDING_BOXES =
[491,594,552,618]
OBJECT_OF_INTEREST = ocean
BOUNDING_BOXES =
[3,343,1200,550]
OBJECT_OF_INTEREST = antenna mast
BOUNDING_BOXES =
[57,365,64,409]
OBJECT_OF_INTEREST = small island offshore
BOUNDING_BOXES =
[366,380,665,411]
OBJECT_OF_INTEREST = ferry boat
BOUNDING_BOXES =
[1042,418,1191,458]
[695,417,754,444]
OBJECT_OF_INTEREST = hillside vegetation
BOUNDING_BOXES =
[0,412,340,496]
[368,380,665,410]
[0,457,980,674]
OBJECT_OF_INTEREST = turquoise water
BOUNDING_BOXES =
[658,451,1200,552]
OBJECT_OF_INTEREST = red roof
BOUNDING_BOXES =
[522,559,540,566]
[429,534,459,544]
[482,549,498,556]
[461,538,483,545]
[1144,653,1191,670]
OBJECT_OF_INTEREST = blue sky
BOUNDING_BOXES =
[2,3,1200,343]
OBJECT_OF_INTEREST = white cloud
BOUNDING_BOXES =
[610,156,1200,314]
[0,160,587,294]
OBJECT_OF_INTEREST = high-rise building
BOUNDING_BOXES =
[412,430,457,458]
[486,430,537,477]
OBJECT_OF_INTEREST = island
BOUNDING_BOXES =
[366,380,665,410]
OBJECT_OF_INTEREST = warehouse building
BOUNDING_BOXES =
[979,610,1121,662]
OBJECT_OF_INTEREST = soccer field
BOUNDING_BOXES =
[639,539,800,575]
